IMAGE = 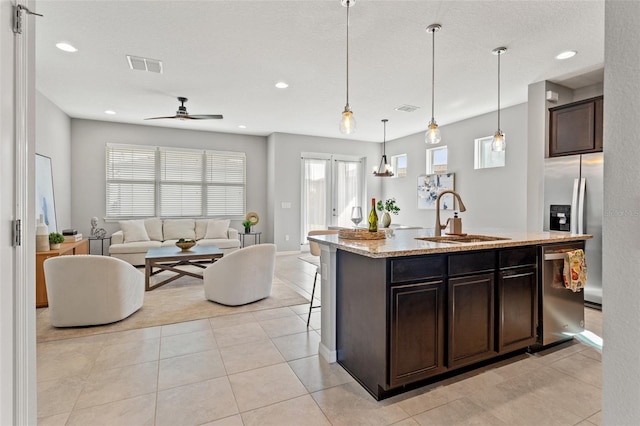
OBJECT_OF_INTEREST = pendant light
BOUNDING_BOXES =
[491,46,507,152]
[425,23,441,144]
[373,119,393,177]
[339,0,356,134]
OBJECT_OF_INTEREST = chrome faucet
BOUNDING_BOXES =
[434,190,467,236]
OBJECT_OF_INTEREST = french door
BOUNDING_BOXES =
[301,154,364,243]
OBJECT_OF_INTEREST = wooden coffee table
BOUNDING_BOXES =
[145,245,223,291]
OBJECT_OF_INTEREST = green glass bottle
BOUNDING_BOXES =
[368,198,378,232]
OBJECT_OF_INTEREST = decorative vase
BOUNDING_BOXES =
[36,214,50,251]
[244,227,251,234]
[50,243,61,250]
[382,212,392,228]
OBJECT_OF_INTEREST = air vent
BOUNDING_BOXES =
[394,104,420,113]
[126,55,163,73]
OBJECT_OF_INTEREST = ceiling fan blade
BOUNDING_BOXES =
[186,114,224,120]
[144,115,180,120]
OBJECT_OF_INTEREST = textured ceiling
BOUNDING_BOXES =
[35,0,605,143]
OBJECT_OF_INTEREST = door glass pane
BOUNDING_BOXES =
[333,159,362,228]
[302,158,328,240]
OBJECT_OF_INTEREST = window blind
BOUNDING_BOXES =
[106,144,156,217]
[105,144,246,219]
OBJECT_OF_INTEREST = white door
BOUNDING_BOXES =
[301,154,364,244]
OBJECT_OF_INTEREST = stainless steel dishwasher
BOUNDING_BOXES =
[539,242,585,346]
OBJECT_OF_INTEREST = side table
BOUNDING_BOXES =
[88,236,111,255]
[239,232,261,248]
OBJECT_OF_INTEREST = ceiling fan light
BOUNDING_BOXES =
[425,120,441,144]
[339,108,356,134]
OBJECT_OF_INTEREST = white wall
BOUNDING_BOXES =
[268,132,382,251]
[381,103,528,232]
[603,1,640,423]
[69,119,268,239]
[36,91,72,230]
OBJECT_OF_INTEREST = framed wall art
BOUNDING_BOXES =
[35,154,58,232]
[417,172,455,210]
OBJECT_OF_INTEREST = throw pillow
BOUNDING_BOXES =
[119,220,150,243]
[144,218,163,241]
[205,219,230,239]
[195,219,209,240]
[163,219,196,241]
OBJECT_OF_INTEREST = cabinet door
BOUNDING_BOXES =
[498,266,538,353]
[389,280,446,387]
[448,273,496,369]
[594,97,603,151]
[550,100,596,156]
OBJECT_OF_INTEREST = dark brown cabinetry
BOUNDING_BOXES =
[448,274,496,368]
[497,247,538,353]
[389,280,446,386]
[549,96,603,157]
[336,246,539,400]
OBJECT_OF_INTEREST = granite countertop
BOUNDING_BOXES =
[308,228,592,258]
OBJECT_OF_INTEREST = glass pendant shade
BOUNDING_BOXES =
[491,130,505,152]
[425,120,441,144]
[340,108,356,134]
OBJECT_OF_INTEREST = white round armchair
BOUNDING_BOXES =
[43,255,145,327]
[203,243,276,306]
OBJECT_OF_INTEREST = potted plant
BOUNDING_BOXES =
[49,232,65,250]
[242,220,252,234]
[376,198,400,228]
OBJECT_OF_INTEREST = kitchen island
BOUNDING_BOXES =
[309,228,591,400]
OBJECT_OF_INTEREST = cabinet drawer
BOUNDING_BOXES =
[499,247,537,269]
[448,251,495,277]
[390,255,445,284]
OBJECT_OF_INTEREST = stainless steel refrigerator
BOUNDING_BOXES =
[543,152,603,307]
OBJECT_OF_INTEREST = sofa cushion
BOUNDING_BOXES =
[163,219,195,241]
[144,218,164,241]
[195,219,209,240]
[109,240,162,254]
[205,219,230,239]
[119,220,150,243]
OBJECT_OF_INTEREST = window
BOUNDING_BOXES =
[426,146,448,174]
[106,143,246,219]
[474,135,505,169]
[391,154,407,178]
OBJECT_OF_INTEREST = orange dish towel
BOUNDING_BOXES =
[563,249,587,292]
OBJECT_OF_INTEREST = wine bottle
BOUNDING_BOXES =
[368,198,378,232]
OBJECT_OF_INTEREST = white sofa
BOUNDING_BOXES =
[109,218,241,265]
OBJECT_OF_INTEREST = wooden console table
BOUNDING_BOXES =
[36,239,89,307]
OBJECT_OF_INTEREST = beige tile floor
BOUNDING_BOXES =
[37,253,603,426]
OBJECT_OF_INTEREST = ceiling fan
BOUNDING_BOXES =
[144,97,223,120]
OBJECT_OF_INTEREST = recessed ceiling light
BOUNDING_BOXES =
[238,125,247,129]
[56,42,77,53]
[104,110,116,115]
[556,50,577,60]
[275,82,289,89]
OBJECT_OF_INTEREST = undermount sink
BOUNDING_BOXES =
[416,235,511,244]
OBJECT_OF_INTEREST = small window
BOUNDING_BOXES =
[474,135,505,169]
[426,146,448,174]
[391,154,407,178]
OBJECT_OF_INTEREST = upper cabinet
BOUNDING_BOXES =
[549,96,603,157]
